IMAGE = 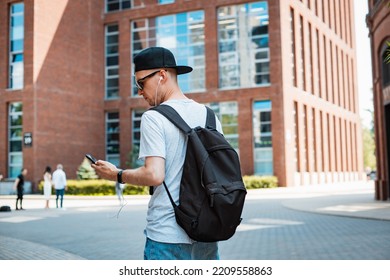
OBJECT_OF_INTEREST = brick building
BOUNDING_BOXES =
[367,0,390,201]
[0,0,364,190]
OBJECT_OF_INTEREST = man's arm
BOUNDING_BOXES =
[63,172,67,190]
[92,156,165,186]
[13,178,20,190]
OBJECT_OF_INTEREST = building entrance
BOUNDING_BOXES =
[385,104,390,199]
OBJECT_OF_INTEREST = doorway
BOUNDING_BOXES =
[385,104,390,199]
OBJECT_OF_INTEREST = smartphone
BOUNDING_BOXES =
[85,153,97,164]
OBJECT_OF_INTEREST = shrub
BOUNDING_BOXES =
[243,175,278,189]
[77,158,98,180]
[38,179,149,195]
[37,175,278,195]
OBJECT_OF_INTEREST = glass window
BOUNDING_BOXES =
[131,11,205,95]
[132,109,145,148]
[106,0,172,12]
[204,102,239,154]
[159,0,175,4]
[218,2,270,89]
[8,102,23,178]
[253,100,273,175]
[106,0,131,12]
[130,109,146,168]
[105,24,119,99]
[382,43,390,87]
[293,102,299,172]
[106,112,120,167]
[9,3,24,90]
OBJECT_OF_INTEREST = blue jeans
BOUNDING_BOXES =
[55,189,65,208]
[144,238,219,260]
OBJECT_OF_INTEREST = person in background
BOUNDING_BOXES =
[14,168,27,210]
[52,164,67,209]
[43,166,53,208]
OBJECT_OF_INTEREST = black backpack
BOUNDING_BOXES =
[0,205,11,212]
[150,104,247,242]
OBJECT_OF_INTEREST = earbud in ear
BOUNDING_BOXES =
[159,76,163,81]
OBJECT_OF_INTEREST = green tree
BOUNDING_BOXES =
[126,145,143,168]
[77,158,99,180]
[362,126,376,171]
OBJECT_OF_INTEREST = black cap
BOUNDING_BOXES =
[133,47,193,75]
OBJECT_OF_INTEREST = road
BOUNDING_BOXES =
[0,183,389,260]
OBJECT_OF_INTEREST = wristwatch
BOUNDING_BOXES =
[117,170,124,184]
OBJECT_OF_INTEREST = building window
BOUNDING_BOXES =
[382,42,390,87]
[105,25,119,99]
[131,10,205,95]
[302,105,308,171]
[218,1,270,89]
[205,102,239,153]
[311,108,317,171]
[159,0,175,4]
[253,100,273,175]
[8,102,23,178]
[293,102,299,172]
[132,109,144,149]
[308,22,313,94]
[105,0,176,12]
[290,7,297,87]
[324,35,329,101]
[9,3,24,90]
[106,112,120,167]
[299,15,306,91]
[130,109,146,168]
[105,0,131,12]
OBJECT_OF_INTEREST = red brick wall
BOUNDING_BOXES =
[0,0,105,188]
[27,0,105,187]
[367,0,390,200]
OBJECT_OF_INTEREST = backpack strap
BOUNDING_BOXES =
[163,181,177,208]
[149,104,216,203]
[150,105,191,134]
[205,106,216,129]
[151,104,216,132]
[149,105,191,200]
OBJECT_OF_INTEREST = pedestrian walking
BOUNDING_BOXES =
[52,164,67,209]
[43,166,53,208]
[14,168,27,210]
[92,47,223,260]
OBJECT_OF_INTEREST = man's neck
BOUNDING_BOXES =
[164,87,188,102]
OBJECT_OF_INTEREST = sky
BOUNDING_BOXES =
[353,0,374,129]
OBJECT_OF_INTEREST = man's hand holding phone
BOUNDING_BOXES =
[86,154,119,182]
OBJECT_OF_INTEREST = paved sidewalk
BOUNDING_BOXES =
[0,194,151,210]
[246,180,390,221]
[0,180,389,260]
[0,236,85,260]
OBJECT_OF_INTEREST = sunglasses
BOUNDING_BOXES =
[134,70,161,90]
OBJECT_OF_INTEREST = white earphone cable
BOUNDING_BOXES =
[155,77,162,106]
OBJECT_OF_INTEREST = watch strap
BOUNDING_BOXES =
[117,170,124,184]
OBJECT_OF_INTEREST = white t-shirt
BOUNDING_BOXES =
[139,99,223,244]
[52,169,67,190]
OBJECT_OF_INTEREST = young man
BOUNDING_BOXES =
[14,168,27,210]
[92,47,223,260]
[52,164,67,208]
